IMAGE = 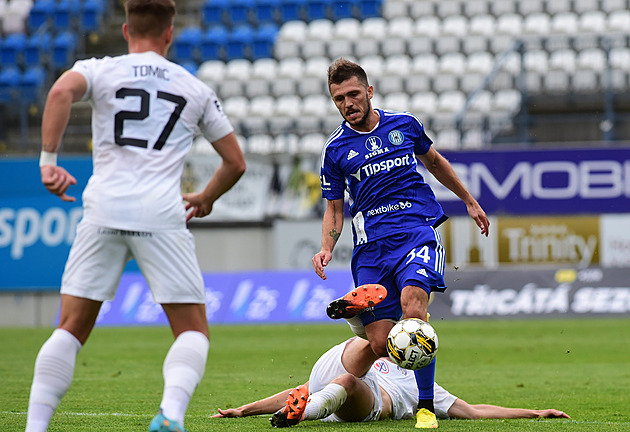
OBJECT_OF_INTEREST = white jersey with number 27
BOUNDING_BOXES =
[71,51,233,231]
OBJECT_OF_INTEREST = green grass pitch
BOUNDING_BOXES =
[1,318,629,431]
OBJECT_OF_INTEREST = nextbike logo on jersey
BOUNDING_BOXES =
[0,206,83,259]
[366,201,412,217]
[352,154,412,181]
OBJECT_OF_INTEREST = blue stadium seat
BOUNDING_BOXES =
[52,31,77,69]
[1,33,27,66]
[24,32,52,67]
[28,0,55,32]
[203,0,229,27]
[356,0,382,19]
[305,0,332,21]
[228,0,254,27]
[226,26,253,60]
[253,0,280,25]
[172,27,202,63]
[20,66,46,103]
[252,24,278,59]
[201,26,228,60]
[81,0,105,32]
[0,67,21,103]
[180,61,199,76]
[330,0,357,20]
[54,0,73,30]
[280,0,306,22]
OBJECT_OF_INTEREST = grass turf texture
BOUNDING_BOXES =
[1,319,629,431]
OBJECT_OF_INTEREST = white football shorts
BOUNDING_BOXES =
[309,340,384,423]
[61,221,205,304]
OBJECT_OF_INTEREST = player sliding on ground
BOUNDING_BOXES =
[212,337,570,426]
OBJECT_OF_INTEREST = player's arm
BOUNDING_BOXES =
[183,132,246,221]
[447,398,570,419]
[212,385,303,418]
[312,198,344,280]
[40,71,86,202]
[416,146,489,237]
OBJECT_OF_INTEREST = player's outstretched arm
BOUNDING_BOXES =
[212,387,296,418]
[447,399,570,419]
[417,147,489,236]
[183,132,246,221]
[312,198,344,280]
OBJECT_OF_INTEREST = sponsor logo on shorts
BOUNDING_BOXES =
[97,228,153,237]
[366,201,412,217]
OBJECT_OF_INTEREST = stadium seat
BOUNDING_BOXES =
[200,26,228,61]
[227,0,254,27]
[579,11,606,34]
[253,0,280,25]
[437,90,466,113]
[197,60,226,84]
[334,18,360,39]
[492,89,521,115]
[359,55,385,78]
[222,96,249,119]
[203,0,228,26]
[247,134,274,154]
[384,54,412,77]
[382,0,407,20]
[0,66,20,102]
[52,31,77,69]
[523,13,551,36]
[172,27,202,63]
[280,0,306,21]
[18,65,44,102]
[524,49,549,74]
[468,90,492,113]
[305,0,332,21]
[24,31,51,67]
[27,0,53,31]
[411,53,438,76]
[551,12,578,35]
[383,92,410,111]
[226,26,253,60]
[463,0,489,17]
[252,24,278,59]
[435,0,461,19]
[546,0,571,15]
[301,94,330,116]
[330,0,357,20]
[274,94,301,117]
[298,132,325,154]
[1,33,26,65]
[608,10,630,33]
[517,0,544,16]
[410,92,438,117]
[601,0,627,13]
[54,0,75,30]
[80,0,105,32]
[490,0,516,16]
[573,0,600,14]
[356,0,381,19]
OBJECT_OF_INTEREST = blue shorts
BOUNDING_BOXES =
[351,226,446,326]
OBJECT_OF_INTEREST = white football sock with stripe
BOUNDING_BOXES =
[160,331,209,426]
[303,383,347,420]
[26,328,82,432]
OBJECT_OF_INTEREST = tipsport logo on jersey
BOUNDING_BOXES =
[351,154,412,182]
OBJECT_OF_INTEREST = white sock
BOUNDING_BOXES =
[160,331,209,426]
[303,383,347,420]
[26,329,82,432]
[344,315,368,340]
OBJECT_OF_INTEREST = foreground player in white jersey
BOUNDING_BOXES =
[212,338,570,425]
[27,1,246,431]
[312,58,490,428]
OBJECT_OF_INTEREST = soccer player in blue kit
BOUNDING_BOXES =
[312,58,490,429]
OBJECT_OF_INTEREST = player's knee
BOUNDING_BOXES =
[369,337,388,357]
[331,373,358,393]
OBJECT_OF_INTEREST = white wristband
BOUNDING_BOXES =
[39,151,58,167]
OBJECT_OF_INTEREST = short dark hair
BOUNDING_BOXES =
[125,0,176,38]
[327,57,369,91]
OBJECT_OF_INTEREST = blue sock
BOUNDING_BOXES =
[414,357,435,412]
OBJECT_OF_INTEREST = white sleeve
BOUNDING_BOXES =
[198,88,234,143]
[70,57,99,102]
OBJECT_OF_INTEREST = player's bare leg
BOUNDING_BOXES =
[149,304,209,432]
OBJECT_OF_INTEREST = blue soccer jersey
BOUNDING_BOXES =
[320,109,446,246]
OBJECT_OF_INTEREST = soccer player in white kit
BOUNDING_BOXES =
[212,337,570,425]
[28,1,246,432]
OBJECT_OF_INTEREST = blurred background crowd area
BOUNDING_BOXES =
[0,0,629,158]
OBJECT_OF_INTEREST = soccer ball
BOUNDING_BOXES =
[386,318,438,370]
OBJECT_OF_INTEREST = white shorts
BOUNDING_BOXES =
[309,340,384,423]
[61,221,205,304]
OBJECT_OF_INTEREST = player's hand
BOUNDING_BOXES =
[466,201,489,237]
[538,409,570,419]
[312,250,332,280]
[41,165,77,202]
[211,408,244,418]
[182,192,214,222]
